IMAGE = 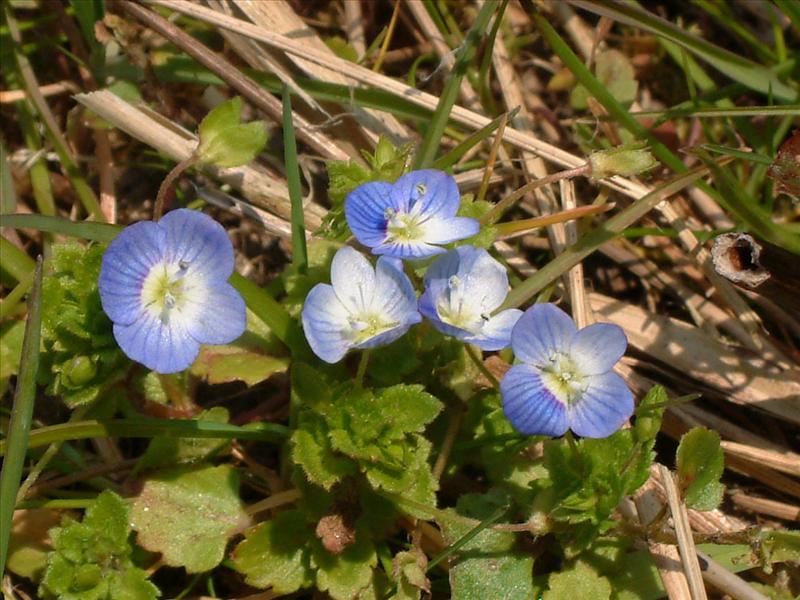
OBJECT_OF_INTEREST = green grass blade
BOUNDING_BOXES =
[432,108,519,170]
[697,144,773,165]
[0,257,42,574]
[427,504,508,572]
[0,213,122,242]
[0,418,289,456]
[569,0,796,102]
[282,85,308,274]
[0,236,35,282]
[414,0,497,168]
[501,161,720,309]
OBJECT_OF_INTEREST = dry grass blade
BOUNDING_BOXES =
[75,90,325,230]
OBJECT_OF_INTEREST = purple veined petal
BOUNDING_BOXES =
[511,303,577,367]
[466,308,523,351]
[568,371,634,438]
[372,239,444,260]
[330,246,377,314]
[500,364,569,436]
[159,209,235,280]
[423,248,462,285]
[417,281,470,340]
[419,216,480,245]
[456,247,510,314]
[180,281,247,346]
[392,169,460,220]
[113,309,200,374]
[344,181,395,248]
[372,256,421,325]
[99,220,165,326]
[301,283,353,363]
[569,322,627,376]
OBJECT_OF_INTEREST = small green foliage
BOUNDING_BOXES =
[314,530,378,600]
[321,136,412,239]
[457,195,497,249]
[588,142,659,179]
[391,549,430,600]
[39,491,159,600]
[571,49,637,109]
[135,407,231,473]
[282,239,340,315]
[131,464,250,573]
[438,491,534,600]
[676,427,725,511]
[232,510,315,594]
[324,35,359,62]
[543,560,612,600]
[190,341,288,385]
[756,530,800,572]
[39,243,129,408]
[196,97,268,168]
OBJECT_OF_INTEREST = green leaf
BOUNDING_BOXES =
[131,464,250,573]
[571,49,637,109]
[391,549,429,600]
[135,407,231,473]
[39,243,129,408]
[676,427,725,511]
[757,530,800,569]
[190,342,288,385]
[292,412,358,490]
[231,510,314,594]
[196,97,267,168]
[438,491,534,600]
[543,561,612,600]
[363,435,438,510]
[39,491,159,600]
[324,35,358,62]
[313,530,377,600]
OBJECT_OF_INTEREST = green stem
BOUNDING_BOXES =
[154,154,198,220]
[355,350,371,388]
[464,344,498,389]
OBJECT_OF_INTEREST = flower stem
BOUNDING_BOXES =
[154,154,198,220]
[464,344,499,389]
[355,350,371,388]
[481,164,590,225]
[494,203,614,238]
[246,488,301,516]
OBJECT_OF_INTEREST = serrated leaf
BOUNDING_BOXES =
[190,343,288,385]
[8,509,61,581]
[292,412,357,490]
[391,549,429,600]
[363,435,438,510]
[543,561,611,600]
[571,49,637,109]
[131,464,250,573]
[676,427,725,511]
[135,407,230,472]
[438,491,534,600]
[231,510,314,594]
[39,491,158,600]
[313,531,377,600]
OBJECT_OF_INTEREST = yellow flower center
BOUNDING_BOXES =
[141,261,190,323]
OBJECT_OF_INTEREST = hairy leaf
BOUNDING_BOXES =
[676,427,725,511]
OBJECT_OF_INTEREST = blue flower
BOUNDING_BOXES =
[301,246,421,363]
[344,169,479,260]
[419,246,522,350]
[99,209,246,374]
[500,303,633,438]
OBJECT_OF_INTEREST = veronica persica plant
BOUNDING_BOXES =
[344,169,479,259]
[500,303,633,438]
[99,209,246,374]
[301,246,421,363]
[419,246,522,350]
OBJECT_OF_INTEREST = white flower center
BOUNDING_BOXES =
[540,351,588,404]
[384,207,425,243]
[347,313,398,343]
[141,260,191,323]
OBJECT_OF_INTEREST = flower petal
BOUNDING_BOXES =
[372,256,420,325]
[500,364,569,436]
[467,309,523,351]
[99,220,165,325]
[301,283,353,363]
[330,246,376,314]
[181,282,247,346]
[419,216,479,245]
[344,181,395,248]
[511,303,577,367]
[159,209,234,280]
[392,169,459,220]
[456,247,510,314]
[418,281,471,341]
[372,239,444,260]
[113,310,199,374]
[569,322,627,376]
[568,371,634,438]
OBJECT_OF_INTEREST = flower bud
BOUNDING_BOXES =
[588,143,658,180]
